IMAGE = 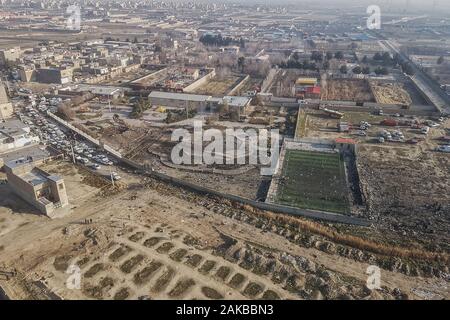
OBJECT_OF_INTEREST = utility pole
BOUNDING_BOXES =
[70,143,76,164]
[109,168,115,187]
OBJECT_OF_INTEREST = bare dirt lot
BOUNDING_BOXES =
[370,81,412,106]
[193,75,243,96]
[322,79,375,102]
[0,160,448,300]
[357,144,450,252]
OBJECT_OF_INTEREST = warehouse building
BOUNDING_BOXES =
[148,91,216,111]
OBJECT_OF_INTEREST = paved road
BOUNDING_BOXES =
[380,40,450,115]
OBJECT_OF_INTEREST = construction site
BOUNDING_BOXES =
[1,155,449,300]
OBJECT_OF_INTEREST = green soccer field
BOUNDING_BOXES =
[275,150,350,214]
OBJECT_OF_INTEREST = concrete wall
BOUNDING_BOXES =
[47,111,122,159]
[183,69,216,93]
[227,75,250,96]
[120,158,370,226]
[49,110,369,226]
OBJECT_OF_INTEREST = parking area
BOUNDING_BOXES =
[15,95,127,184]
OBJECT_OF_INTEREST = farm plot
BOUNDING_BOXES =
[275,150,350,214]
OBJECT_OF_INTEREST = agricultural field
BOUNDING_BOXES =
[275,150,350,214]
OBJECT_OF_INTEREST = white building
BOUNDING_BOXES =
[0,120,40,154]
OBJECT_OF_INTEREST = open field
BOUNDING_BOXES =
[322,79,375,102]
[275,150,350,214]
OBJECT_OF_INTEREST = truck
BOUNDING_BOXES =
[323,108,344,119]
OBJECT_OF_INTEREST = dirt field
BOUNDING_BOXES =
[0,159,448,300]
[98,126,264,200]
[193,76,243,96]
[357,144,450,252]
[297,108,450,252]
[370,82,412,106]
[321,79,375,102]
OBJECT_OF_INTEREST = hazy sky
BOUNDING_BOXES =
[214,0,450,14]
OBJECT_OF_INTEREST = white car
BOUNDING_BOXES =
[111,172,121,181]
[356,130,367,136]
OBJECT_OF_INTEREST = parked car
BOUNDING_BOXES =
[356,130,367,136]
[90,163,101,170]
[111,172,121,181]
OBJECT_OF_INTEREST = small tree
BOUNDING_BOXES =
[373,52,383,61]
[340,65,348,74]
[352,66,362,74]
[362,66,371,74]
[237,56,245,73]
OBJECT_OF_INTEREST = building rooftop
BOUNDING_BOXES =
[295,77,318,85]
[223,96,252,107]
[4,156,34,169]
[21,168,48,186]
[148,91,212,102]
[0,119,28,135]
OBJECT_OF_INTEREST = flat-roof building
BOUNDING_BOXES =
[148,91,215,111]
[148,91,251,113]
[0,119,40,154]
[5,157,68,217]
[0,47,21,66]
